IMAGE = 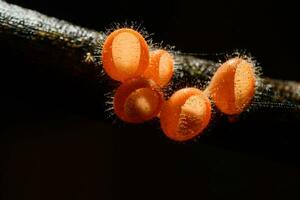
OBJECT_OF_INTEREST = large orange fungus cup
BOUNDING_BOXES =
[102,28,149,82]
[207,57,256,115]
[160,88,211,142]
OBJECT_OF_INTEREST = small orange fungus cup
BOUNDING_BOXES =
[208,57,256,115]
[102,28,149,82]
[160,88,211,142]
[114,77,164,123]
[143,49,174,87]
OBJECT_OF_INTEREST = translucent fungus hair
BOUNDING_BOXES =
[102,28,149,82]
[113,77,164,123]
[208,57,256,115]
[160,88,212,142]
[143,49,174,87]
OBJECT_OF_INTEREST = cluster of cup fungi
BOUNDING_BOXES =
[101,28,256,142]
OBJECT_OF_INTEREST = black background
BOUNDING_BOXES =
[1,0,300,199]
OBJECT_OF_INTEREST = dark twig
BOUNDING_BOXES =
[1,0,300,119]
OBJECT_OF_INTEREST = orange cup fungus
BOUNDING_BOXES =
[102,28,149,82]
[160,88,212,142]
[113,77,164,123]
[143,49,174,87]
[207,57,256,115]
